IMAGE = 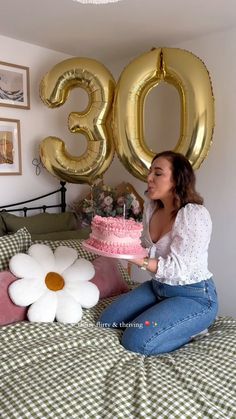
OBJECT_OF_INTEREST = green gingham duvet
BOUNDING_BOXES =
[0,296,236,419]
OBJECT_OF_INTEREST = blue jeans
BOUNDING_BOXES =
[98,278,218,356]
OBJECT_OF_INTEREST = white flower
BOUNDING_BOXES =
[9,244,99,324]
[104,196,113,206]
[131,199,140,210]
[132,207,141,215]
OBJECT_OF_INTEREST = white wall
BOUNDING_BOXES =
[175,28,236,318]
[0,29,235,317]
[0,35,89,208]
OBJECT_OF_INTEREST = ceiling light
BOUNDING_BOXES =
[73,0,123,4]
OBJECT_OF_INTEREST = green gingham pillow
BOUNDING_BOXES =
[34,239,132,285]
[0,227,32,271]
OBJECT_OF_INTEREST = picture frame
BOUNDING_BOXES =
[0,118,22,175]
[0,61,30,109]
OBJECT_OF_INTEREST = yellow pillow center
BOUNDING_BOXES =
[45,272,65,291]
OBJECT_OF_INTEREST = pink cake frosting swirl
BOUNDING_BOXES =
[85,215,146,255]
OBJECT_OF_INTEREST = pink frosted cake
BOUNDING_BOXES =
[85,215,146,256]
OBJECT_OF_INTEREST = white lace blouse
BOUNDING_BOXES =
[142,200,213,285]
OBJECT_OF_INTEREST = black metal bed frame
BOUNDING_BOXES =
[0,181,67,216]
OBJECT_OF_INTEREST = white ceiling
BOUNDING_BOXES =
[1,0,236,62]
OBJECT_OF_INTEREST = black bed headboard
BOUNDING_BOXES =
[0,181,67,216]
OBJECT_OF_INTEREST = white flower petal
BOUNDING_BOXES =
[9,254,43,279]
[63,258,95,284]
[9,278,46,306]
[27,291,57,322]
[66,281,99,308]
[56,291,82,324]
[28,244,55,272]
[54,246,78,274]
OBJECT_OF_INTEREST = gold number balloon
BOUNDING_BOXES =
[39,57,116,184]
[113,48,215,181]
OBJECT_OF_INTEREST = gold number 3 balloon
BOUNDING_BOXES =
[39,57,116,184]
[40,48,214,184]
[113,48,215,181]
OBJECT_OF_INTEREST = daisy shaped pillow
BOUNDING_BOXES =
[8,244,99,324]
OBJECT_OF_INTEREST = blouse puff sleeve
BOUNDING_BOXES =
[154,204,212,284]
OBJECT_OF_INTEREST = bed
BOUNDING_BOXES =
[0,185,236,419]
[0,181,91,242]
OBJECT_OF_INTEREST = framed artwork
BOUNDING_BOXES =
[0,61,30,109]
[0,118,22,175]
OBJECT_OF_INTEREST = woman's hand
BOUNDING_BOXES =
[128,257,159,273]
[128,258,144,267]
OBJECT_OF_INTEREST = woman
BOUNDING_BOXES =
[99,151,218,356]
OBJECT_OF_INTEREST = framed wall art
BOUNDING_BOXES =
[0,61,30,109]
[0,118,22,175]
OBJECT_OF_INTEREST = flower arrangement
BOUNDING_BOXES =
[71,183,143,227]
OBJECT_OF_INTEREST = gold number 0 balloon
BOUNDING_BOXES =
[113,48,215,181]
[39,58,116,184]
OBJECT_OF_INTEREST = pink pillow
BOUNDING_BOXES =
[0,271,27,326]
[91,257,129,298]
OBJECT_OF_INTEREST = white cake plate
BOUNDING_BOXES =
[82,241,148,260]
